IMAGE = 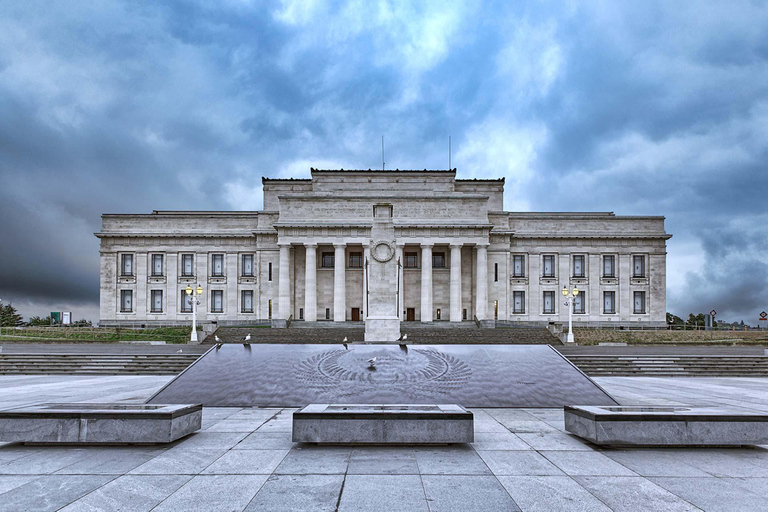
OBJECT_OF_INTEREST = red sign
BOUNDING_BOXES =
[710,310,717,316]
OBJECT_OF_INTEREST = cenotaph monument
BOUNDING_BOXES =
[364,203,401,342]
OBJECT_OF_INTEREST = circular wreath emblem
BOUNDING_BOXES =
[371,240,395,263]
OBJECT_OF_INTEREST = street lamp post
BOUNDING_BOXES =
[562,285,580,343]
[185,284,203,343]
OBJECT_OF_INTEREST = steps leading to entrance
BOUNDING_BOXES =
[0,353,200,375]
[209,325,562,345]
[564,354,768,377]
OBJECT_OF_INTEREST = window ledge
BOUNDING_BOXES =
[238,277,257,284]
[148,276,166,284]
[208,277,227,284]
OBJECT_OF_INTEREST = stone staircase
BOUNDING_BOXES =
[208,325,561,345]
[564,354,768,377]
[0,353,201,375]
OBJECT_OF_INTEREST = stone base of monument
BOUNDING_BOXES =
[364,316,401,342]
[292,404,473,444]
[0,403,202,445]
[565,405,768,446]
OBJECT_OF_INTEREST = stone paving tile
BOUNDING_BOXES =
[55,447,164,475]
[414,446,492,475]
[338,474,428,512]
[650,476,768,512]
[152,474,268,512]
[602,450,711,477]
[662,450,768,478]
[204,419,268,432]
[0,474,115,512]
[483,409,541,422]
[254,419,293,433]
[0,475,42,495]
[234,431,296,450]
[422,475,520,512]
[574,476,702,512]
[0,446,40,465]
[274,446,351,474]
[202,449,290,475]
[0,447,92,475]
[244,474,343,512]
[225,408,282,421]
[540,450,638,476]
[493,419,559,433]
[471,431,532,451]
[497,476,612,512]
[348,447,420,475]
[58,475,192,512]
[477,450,564,476]
[171,431,249,450]
[516,433,593,451]
[128,448,227,475]
[468,410,510,433]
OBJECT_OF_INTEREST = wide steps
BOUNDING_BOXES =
[0,354,200,375]
[566,355,768,377]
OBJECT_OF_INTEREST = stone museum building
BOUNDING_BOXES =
[96,169,670,327]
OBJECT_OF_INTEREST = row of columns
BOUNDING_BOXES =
[278,242,489,323]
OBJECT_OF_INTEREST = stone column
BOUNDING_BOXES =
[450,244,462,322]
[362,243,370,318]
[420,243,433,322]
[396,244,404,321]
[333,243,346,322]
[475,244,488,320]
[278,244,291,320]
[304,243,317,322]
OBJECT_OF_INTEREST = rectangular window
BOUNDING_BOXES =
[603,255,615,278]
[542,255,555,277]
[494,263,499,282]
[268,262,272,281]
[436,308,441,320]
[573,292,585,314]
[120,254,133,276]
[543,291,555,314]
[513,291,525,314]
[299,308,304,320]
[150,290,163,313]
[322,252,335,268]
[325,308,330,320]
[242,254,254,277]
[151,254,164,277]
[604,291,616,314]
[633,255,646,278]
[349,252,363,268]
[572,255,585,278]
[268,299,272,319]
[463,308,467,320]
[404,252,418,268]
[211,254,224,277]
[634,291,646,314]
[513,255,525,277]
[241,290,253,313]
[211,290,223,313]
[180,290,192,313]
[432,252,445,268]
[181,254,194,277]
[120,290,133,312]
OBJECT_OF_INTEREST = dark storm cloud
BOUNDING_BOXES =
[0,0,766,322]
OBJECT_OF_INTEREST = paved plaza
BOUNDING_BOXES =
[1,375,768,511]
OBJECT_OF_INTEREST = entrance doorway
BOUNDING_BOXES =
[351,308,360,321]
[406,308,415,322]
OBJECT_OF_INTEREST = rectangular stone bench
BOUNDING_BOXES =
[293,404,473,444]
[565,405,768,446]
[0,403,202,444]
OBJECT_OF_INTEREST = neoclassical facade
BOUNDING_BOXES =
[97,169,671,327]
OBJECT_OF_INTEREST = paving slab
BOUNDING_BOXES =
[204,419,268,432]
[540,450,638,476]
[498,476,612,512]
[171,431,248,450]
[201,449,289,475]
[274,446,351,474]
[55,447,163,475]
[0,474,114,512]
[650,476,768,512]
[477,450,564,476]
[414,446,492,475]
[338,474,428,512]
[574,476,702,512]
[244,474,343,512]
[234,431,296,450]
[348,447,420,475]
[602,450,712,477]
[421,475,520,511]
[0,475,41,495]
[128,447,227,475]
[0,447,91,474]
[471,431,532,451]
[516,432,594,451]
[152,474,268,512]
[58,474,191,512]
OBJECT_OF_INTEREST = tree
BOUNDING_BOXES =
[0,303,24,327]
[27,316,52,327]
[72,319,92,327]
[666,313,684,325]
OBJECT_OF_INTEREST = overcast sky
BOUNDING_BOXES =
[1,1,766,324]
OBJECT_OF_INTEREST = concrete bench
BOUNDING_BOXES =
[0,403,202,444]
[565,405,768,446]
[293,404,473,444]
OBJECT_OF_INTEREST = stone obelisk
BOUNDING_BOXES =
[364,203,401,342]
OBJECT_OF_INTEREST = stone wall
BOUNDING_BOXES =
[575,328,768,344]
